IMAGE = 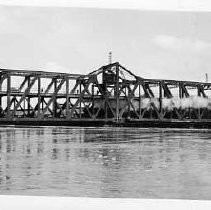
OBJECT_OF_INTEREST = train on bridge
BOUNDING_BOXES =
[0,62,210,128]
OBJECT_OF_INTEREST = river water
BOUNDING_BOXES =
[0,126,211,199]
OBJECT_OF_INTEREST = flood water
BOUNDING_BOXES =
[0,126,211,199]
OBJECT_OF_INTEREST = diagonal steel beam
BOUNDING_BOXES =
[44,78,55,94]
[94,78,116,118]
[173,108,182,120]
[0,73,8,91]
[142,84,151,98]
[93,100,105,118]
[4,97,16,113]
[162,83,173,98]
[42,78,66,115]
[180,83,189,97]
[119,83,139,118]
[14,98,25,114]
[42,98,53,115]
[12,77,37,116]
[150,101,162,119]
[198,85,207,98]
[69,76,94,118]
[146,84,155,98]
[140,108,147,118]
[81,99,93,118]
[70,79,80,94]
[19,76,29,92]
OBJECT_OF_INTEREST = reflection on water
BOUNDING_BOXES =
[0,126,211,199]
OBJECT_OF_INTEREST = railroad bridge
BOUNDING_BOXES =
[0,62,211,128]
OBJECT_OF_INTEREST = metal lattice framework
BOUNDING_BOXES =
[0,62,211,127]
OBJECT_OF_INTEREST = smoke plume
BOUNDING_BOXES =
[134,96,211,110]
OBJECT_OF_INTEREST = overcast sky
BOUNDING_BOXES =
[0,5,211,82]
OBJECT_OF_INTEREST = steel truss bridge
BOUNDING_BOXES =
[0,62,211,128]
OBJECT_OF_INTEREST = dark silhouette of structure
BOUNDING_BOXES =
[0,62,210,128]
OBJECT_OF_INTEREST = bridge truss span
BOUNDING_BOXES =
[0,62,211,127]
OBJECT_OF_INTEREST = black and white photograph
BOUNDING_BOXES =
[0,1,211,209]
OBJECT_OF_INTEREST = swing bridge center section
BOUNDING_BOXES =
[0,62,211,128]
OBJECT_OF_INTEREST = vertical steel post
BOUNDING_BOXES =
[102,70,108,120]
[27,76,30,116]
[197,85,201,119]
[79,83,82,118]
[159,82,163,115]
[24,96,26,116]
[66,77,69,119]
[0,75,2,108]
[116,64,120,122]
[37,76,41,118]
[6,74,11,119]
[92,83,94,117]
[197,85,201,96]
[179,83,183,98]
[139,84,141,118]
[127,86,131,119]
[105,85,108,120]
[179,84,181,98]
[53,78,57,118]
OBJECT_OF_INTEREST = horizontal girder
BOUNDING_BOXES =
[0,68,84,79]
